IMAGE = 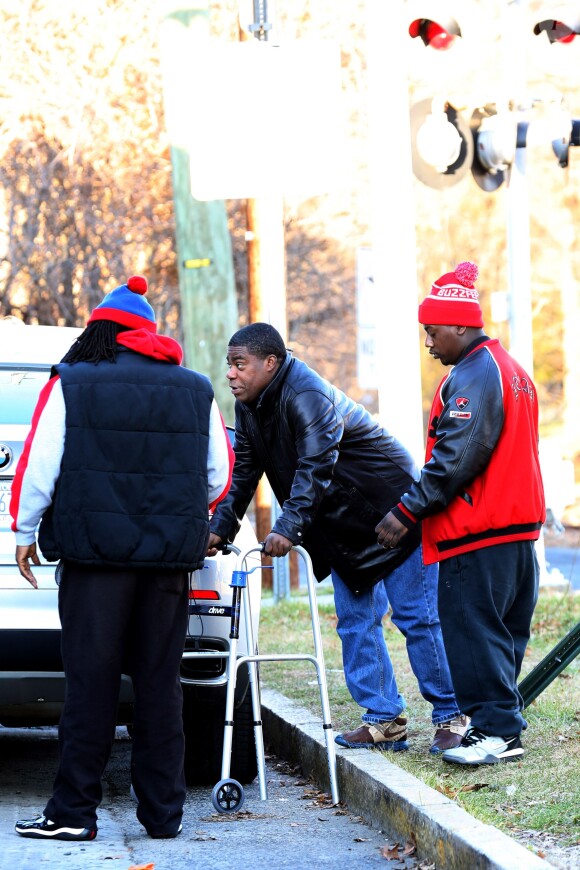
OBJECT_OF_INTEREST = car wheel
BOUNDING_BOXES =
[182,685,258,786]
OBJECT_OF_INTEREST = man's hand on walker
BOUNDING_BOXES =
[262,532,294,557]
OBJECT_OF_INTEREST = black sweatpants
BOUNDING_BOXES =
[44,563,189,835]
[438,540,539,737]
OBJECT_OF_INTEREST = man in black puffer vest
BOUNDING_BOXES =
[11,276,233,843]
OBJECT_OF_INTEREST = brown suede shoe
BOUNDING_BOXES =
[430,714,470,755]
[335,717,408,751]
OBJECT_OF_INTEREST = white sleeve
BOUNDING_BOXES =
[207,399,234,511]
[10,377,66,545]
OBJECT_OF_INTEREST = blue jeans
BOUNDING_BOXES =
[331,545,460,726]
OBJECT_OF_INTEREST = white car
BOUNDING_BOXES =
[0,319,261,786]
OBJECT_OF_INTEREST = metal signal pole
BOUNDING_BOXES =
[239,1,293,598]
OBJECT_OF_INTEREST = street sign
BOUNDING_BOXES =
[162,38,344,201]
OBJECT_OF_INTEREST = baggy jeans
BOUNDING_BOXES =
[331,545,460,725]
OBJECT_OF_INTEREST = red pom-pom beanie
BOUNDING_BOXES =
[88,275,157,333]
[418,261,484,328]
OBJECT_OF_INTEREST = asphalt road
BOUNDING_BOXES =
[0,726,423,870]
[544,546,580,590]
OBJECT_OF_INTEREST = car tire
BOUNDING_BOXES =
[182,684,258,786]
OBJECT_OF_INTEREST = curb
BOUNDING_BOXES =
[261,688,552,870]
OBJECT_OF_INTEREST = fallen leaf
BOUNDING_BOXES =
[200,810,271,822]
[128,865,154,870]
[380,842,400,859]
[502,805,522,816]
[402,833,417,856]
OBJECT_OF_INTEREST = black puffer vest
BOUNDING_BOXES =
[38,348,213,570]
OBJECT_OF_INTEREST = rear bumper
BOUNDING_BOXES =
[0,672,135,726]
[0,631,249,725]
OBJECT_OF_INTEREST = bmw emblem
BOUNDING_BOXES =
[0,444,13,471]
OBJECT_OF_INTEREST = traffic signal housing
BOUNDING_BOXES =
[533,11,580,43]
[470,106,518,192]
[552,118,580,167]
[408,14,461,50]
[410,98,474,189]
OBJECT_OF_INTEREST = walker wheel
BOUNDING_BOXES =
[211,778,245,813]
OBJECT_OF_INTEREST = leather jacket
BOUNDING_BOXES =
[210,354,421,593]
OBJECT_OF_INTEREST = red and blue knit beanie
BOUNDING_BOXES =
[418,261,484,328]
[88,275,157,333]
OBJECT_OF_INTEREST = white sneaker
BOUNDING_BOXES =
[442,727,524,765]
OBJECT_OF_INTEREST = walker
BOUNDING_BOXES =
[210,544,340,814]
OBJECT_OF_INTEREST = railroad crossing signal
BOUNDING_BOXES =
[405,2,580,189]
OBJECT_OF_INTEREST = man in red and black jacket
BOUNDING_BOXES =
[376,261,545,767]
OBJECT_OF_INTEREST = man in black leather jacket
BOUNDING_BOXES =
[208,323,467,754]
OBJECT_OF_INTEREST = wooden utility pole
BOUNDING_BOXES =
[159,3,238,425]
[245,199,274,554]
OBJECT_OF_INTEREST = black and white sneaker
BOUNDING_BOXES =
[149,823,183,839]
[442,727,524,765]
[15,815,97,841]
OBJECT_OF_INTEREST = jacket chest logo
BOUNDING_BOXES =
[455,397,470,410]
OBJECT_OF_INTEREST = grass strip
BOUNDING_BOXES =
[258,588,580,847]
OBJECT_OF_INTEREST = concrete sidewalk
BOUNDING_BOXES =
[261,688,552,870]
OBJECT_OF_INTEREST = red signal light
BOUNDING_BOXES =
[409,17,461,50]
[553,22,576,42]
[424,21,456,50]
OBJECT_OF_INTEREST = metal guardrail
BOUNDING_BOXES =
[519,621,580,708]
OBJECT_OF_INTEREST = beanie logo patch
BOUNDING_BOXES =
[455,397,470,410]
[432,285,479,300]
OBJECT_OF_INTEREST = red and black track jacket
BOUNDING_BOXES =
[392,337,546,565]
